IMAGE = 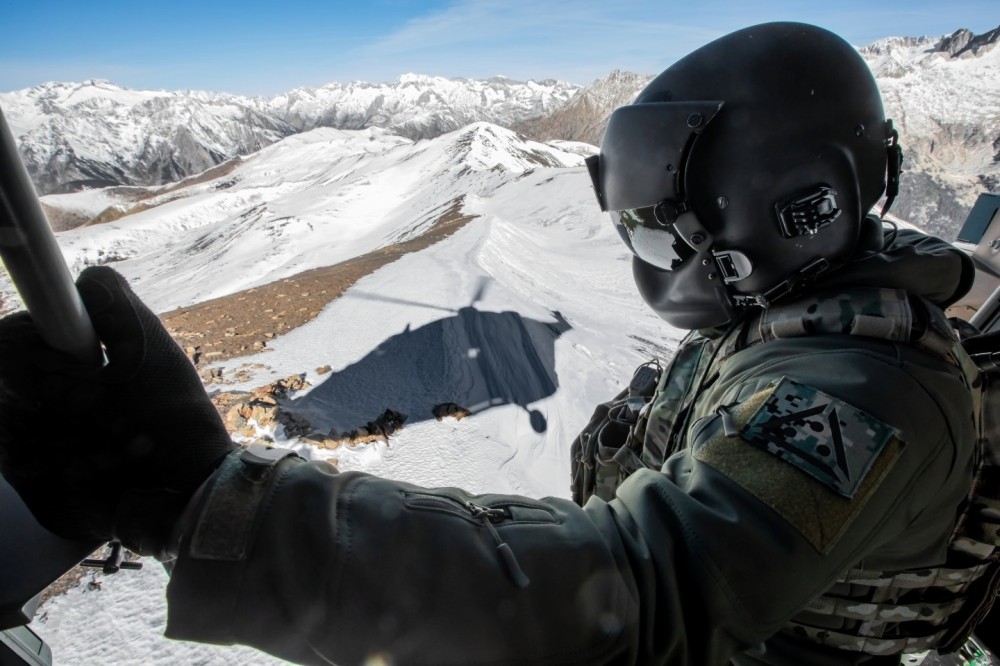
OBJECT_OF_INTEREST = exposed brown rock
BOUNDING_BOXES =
[161,196,477,368]
[432,403,472,421]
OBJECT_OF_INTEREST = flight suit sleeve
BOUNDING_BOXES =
[165,457,643,666]
[164,348,973,666]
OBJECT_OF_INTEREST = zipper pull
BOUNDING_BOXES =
[466,502,530,589]
[495,543,530,589]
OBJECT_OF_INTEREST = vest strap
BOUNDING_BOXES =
[784,622,946,656]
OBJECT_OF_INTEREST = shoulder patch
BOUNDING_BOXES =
[692,378,906,554]
[740,377,900,498]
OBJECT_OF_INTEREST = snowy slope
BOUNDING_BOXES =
[21,124,674,664]
[0,123,588,314]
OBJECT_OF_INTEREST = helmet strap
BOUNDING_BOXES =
[880,120,903,219]
[731,257,832,309]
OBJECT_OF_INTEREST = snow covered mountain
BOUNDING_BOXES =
[0,80,297,195]
[0,75,580,195]
[512,69,650,145]
[514,26,999,239]
[1,122,591,315]
[859,27,1000,238]
[265,73,579,139]
[4,25,996,236]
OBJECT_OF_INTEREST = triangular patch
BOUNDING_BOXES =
[740,377,899,498]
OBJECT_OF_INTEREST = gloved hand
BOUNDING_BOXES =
[0,266,236,557]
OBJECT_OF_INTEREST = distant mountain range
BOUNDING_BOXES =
[858,26,1000,238]
[1,25,997,238]
[0,75,578,197]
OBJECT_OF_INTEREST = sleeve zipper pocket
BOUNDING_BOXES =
[404,492,541,588]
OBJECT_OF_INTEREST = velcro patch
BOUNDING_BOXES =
[740,377,899,498]
[693,380,906,553]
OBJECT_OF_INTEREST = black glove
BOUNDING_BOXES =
[0,266,236,557]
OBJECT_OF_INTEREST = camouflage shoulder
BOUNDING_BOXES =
[693,377,905,554]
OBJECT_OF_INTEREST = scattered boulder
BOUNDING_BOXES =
[308,409,408,450]
[300,432,343,449]
[200,366,224,384]
[208,371,409,451]
[351,426,381,444]
[276,373,309,393]
[278,410,313,437]
[373,408,408,434]
[210,374,311,437]
[433,403,472,421]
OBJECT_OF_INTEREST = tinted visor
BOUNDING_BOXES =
[611,205,696,272]
[586,100,723,213]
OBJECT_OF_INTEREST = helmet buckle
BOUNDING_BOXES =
[776,186,841,238]
[672,209,714,251]
[712,249,753,283]
[880,120,903,219]
[653,199,687,227]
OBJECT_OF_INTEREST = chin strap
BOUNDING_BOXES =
[880,120,903,219]
[731,257,833,310]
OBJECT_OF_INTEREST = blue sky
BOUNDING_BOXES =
[1,0,997,96]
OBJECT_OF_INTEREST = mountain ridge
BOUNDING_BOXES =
[0,122,588,317]
[0,76,580,196]
[2,25,998,237]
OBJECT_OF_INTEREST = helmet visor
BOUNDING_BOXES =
[586,100,724,213]
[611,205,696,272]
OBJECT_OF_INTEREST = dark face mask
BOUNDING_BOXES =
[632,254,737,330]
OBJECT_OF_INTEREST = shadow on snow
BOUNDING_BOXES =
[287,306,572,435]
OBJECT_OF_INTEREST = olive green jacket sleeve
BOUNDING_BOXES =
[164,337,975,666]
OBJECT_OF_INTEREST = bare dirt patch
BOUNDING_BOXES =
[41,203,91,232]
[161,196,477,367]
[35,198,476,610]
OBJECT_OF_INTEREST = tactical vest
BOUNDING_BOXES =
[569,286,1000,658]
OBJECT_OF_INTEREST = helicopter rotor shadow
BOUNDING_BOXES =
[287,307,572,435]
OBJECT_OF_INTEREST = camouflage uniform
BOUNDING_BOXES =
[164,229,980,666]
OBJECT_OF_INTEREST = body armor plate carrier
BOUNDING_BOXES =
[570,287,1000,657]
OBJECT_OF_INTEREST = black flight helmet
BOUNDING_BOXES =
[586,22,896,329]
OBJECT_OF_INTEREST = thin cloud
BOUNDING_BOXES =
[351,0,720,84]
